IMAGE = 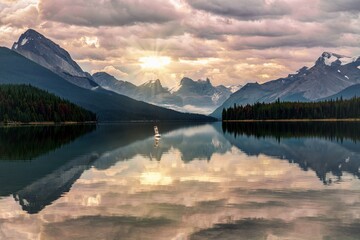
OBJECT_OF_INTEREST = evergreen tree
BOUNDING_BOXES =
[0,84,97,123]
[222,97,360,120]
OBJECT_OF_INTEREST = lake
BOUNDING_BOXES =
[0,122,360,239]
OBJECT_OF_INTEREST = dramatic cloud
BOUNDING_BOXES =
[0,0,359,86]
[186,0,291,20]
[38,0,183,26]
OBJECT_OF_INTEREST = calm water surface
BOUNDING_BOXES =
[0,122,360,239]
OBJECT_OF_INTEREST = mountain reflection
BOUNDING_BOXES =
[1,123,360,239]
[222,122,360,184]
[0,125,96,213]
[1,122,360,216]
[0,123,205,213]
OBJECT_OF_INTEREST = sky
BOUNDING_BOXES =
[0,0,359,87]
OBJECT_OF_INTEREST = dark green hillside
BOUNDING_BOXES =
[223,97,360,120]
[0,84,96,123]
[0,47,214,122]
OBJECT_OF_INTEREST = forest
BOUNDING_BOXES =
[222,97,360,120]
[0,84,97,123]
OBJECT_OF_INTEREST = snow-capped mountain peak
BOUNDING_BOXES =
[318,52,357,66]
[226,85,243,93]
[12,29,98,89]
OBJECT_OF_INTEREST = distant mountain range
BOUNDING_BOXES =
[92,72,239,114]
[211,52,360,118]
[0,29,214,122]
[2,29,360,120]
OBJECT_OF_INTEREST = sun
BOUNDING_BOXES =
[139,56,171,69]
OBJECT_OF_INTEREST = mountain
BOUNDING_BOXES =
[226,85,243,93]
[135,79,182,105]
[93,73,233,114]
[0,84,96,123]
[92,73,183,107]
[0,47,214,122]
[171,77,232,113]
[322,84,360,100]
[92,72,137,96]
[12,29,98,89]
[212,52,360,118]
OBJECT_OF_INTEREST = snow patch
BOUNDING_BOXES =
[345,75,349,79]
[322,52,357,66]
[211,93,221,104]
[226,85,242,93]
[23,199,30,206]
[91,86,99,91]
[148,80,157,84]
[13,43,18,49]
[21,37,29,46]
[337,70,341,73]
[357,66,360,70]
[323,54,338,66]
[340,57,357,65]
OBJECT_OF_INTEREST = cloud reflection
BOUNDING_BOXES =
[0,123,360,239]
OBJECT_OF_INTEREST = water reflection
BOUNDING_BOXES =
[222,122,360,184]
[222,121,360,142]
[0,125,96,160]
[0,122,359,239]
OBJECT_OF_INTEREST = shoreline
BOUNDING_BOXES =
[222,119,360,122]
[0,121,97,127]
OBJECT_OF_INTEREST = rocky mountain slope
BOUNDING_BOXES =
[0,47,214,122]
[212,52,360,118]
[93,73,234,114]
[12,29,98,89]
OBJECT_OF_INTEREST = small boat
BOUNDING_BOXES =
[154,126,161,138]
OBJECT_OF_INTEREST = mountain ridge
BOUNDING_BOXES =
[211,51,360,119]
[12,29,98,89]
[0,46,214,122]
[92,73,236,114]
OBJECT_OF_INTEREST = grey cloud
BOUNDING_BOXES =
[186,18,298,41]
[186,0,291,20]
[39,0,183,27]
[225,18,360,50]
[320,0,360,12]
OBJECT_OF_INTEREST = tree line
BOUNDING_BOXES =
[222,97,360,120]
[0,84,97,123]
[222,121,360,143]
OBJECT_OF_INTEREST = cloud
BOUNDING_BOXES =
[320,0,360,12]
[1,0,360,87]
[38,0,183,27]
[91,65,129,80]
[186,0,291,20]
[0,0,39,27]
[190,218,292,240]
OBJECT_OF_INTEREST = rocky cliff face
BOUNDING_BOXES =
[12,29,98,89]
